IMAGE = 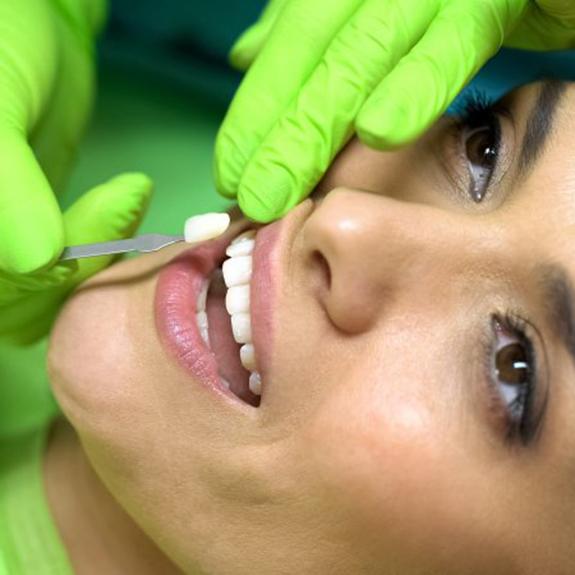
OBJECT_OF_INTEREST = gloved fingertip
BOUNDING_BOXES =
[110,172,154,192]
[237,162,314,223]
[0,235,62,275]
[103,172,154,230]
[229,47,254,72]
[40,260,79,283]
[63,172,154,254]
[213,146,242,200]
[357,98,424,150]
[237,188,281,224]
[229,24,266,70]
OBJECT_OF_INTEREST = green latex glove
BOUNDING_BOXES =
[0,0,106,276]
[215,0,575,223]
[0,173,153,345]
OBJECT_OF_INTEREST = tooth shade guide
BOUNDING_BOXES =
[184,212,230,244]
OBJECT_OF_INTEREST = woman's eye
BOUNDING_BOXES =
[462,119,501,203]
[488,317,538,444]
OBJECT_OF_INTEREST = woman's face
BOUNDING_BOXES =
[49,81,575,575]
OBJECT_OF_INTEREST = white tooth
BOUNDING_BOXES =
[225,285,250,315]
[222,256,252,288]
[197,281,209,312]
[196,310,210,346]
[226,237,255,258]
[240,344,256,371]
[231,230,256,245]
[200,327,210,346]
[249,372,262,396]
[196,311,208,330]
[231,313,251,344]
[184,212,230,243]
[220,378,231,390]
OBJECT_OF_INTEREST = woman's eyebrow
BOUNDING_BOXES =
[539,264,575,370]
[517,79,567,177]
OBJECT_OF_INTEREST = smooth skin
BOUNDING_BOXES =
[215,0,575,222]
[46,82,575,573]
[0,0,156,344]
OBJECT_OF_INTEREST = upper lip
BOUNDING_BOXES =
[250,200,316,392]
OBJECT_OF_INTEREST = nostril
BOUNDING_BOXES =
[311,250,331,292]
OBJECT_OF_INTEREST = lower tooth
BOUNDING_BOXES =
[200,327,209,346]
[197,311,208,329]
[249,372,262,396]
[240,344,256,371]
[221,378,231,390]
[196,311,210,346]
[197,280,209,312]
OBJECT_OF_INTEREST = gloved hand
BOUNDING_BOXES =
[215,0,575,223]
[0,174,153,345]
[0,0,154,345]
[0,0,107,275]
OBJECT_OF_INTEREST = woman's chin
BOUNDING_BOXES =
[47,251,167,436]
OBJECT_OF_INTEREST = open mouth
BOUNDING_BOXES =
[196,231,261,407]
[155,223,267,410]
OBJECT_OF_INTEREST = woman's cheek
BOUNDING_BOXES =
[295,384,509,573]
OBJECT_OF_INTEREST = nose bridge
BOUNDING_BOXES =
[304,189,485,333]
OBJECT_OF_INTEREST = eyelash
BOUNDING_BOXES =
[455,91,498,127]
[480,312,539,446]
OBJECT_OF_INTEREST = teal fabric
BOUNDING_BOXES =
[100,0,266,104]
[103,1,575,108]
[451,48,575,112]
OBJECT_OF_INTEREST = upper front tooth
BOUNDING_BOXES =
[231,313,251,343]
[226,237,255,258]
[231,230,256,245]
[226,285,250,314]
[222,256,252,288]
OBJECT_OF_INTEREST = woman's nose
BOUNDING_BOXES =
[302,188,484,334]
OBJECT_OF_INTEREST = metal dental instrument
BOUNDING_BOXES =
[59,212,232,261]
[59,234,185,261]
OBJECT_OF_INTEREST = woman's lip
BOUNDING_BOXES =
[250,222,280,385]
[154,222,250,407]
[250,200,316,391]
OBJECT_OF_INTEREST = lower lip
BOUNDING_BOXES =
[154,233,237,402]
